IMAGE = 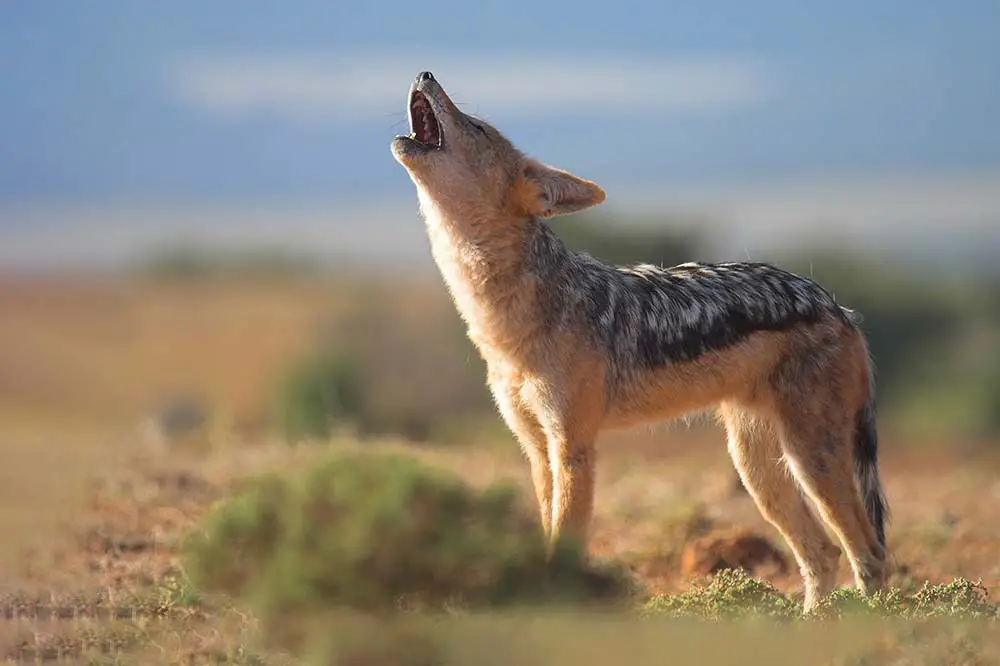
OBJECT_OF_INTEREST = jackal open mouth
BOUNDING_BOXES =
[408,91,441,149]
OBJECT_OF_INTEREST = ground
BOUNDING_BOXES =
[1,275,998,664]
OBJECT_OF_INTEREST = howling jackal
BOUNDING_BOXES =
[391,71,888,610]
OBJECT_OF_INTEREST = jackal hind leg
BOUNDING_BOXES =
[770,324,887,596]
[776,409,887,596]
[720,403,841,611]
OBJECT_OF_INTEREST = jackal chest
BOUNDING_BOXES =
[449,285,539,365]
[436,269,544,369]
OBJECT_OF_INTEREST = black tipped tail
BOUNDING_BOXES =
[854,397,888,548]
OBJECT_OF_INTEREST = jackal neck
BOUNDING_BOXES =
[417,190,561,356]
[417,189,540,276]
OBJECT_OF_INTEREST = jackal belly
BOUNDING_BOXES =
[601,328,789,430]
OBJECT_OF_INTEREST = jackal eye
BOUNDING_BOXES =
[470,121,489,137]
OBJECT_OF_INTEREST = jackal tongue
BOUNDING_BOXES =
[410,92,440,146]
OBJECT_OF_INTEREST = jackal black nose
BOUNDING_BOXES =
[416,71,435,84]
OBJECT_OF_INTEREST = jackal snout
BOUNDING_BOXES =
[391,71,487,160]
[391,70,520,203]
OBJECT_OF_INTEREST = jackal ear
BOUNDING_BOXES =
[516,160,606,218]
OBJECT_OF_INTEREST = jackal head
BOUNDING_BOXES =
[391,71,606,221]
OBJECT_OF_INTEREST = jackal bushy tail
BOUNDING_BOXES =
[854,376,887,549]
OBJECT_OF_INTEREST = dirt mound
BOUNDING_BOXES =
[680,527,789,580]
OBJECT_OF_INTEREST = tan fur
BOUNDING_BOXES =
[391,72,887,611]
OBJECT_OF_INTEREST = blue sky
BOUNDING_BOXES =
[0,2,998,268]
[2,1,998,203]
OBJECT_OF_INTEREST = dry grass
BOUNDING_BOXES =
[1,433,998,664]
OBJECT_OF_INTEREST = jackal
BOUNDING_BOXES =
[391,71,888,610]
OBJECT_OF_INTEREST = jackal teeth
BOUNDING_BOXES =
[409,91,441,148]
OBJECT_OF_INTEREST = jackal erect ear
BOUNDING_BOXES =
[516,160,606,219]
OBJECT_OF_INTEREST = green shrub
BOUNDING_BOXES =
[182,452,631,623]
[641,569,799,622]
[272,289,499,444]
[270,351,366,441]
[642,571,998,623]
[837,577,997,620]
[904,578,996,620]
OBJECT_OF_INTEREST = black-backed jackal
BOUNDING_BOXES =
[391,71,888,611]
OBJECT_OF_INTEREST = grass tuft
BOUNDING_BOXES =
[182,451,633,625]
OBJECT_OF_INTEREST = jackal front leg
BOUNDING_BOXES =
[541,397,602,560]
[538,360,606,559]
[489,378,553,539]
[547,429,598,558]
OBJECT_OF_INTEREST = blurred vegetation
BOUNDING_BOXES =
[268,282,496,443]
[548,210,709,267]
[271,351,367,441]
[137,209,1000,445]
[133,244,323,280]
